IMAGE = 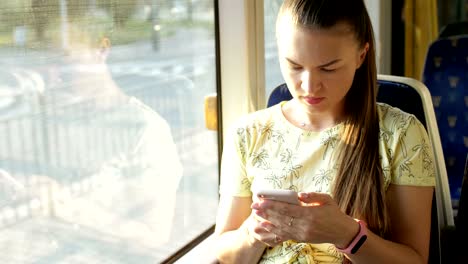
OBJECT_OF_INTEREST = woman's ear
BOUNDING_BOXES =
[97,37,111,63]
[357,42,369,69]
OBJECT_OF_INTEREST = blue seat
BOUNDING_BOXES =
[422,36,468,206]
[267,75,455,263]
[267,83,293,107]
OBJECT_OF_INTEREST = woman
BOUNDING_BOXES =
[214,0,435,263]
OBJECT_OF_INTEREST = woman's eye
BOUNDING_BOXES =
[321,68,336,73]
[290,66,302,71]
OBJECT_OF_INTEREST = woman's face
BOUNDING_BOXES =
[276,16,368,118]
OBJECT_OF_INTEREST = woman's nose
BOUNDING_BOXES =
[300,71,319,93]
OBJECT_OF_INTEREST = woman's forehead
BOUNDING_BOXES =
[277,20,357,49]
[277,14,355,38]
[276,19,360,64]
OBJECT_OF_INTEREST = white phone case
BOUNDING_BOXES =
[257,189,300,205]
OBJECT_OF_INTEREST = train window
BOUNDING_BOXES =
[438,0,468,28]
[0,0,218,263]
[264,0,284,98]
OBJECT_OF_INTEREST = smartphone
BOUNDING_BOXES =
[257,189,300,205]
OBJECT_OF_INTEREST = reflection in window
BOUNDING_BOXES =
[0,0,218,262]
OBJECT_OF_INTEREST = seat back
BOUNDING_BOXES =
[267,83,292,108]
[267,75,455,263]
[377,76,445,264]
[422,36,468,207]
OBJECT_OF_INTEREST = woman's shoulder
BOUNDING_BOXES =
[128,97,170,127]
[376,104,436,187]
[230,104,282,131]
[376,102,422,132]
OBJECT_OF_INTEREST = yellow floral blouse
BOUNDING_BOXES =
[220,102,436,264]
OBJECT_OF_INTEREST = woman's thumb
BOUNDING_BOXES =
[298,192,332,206]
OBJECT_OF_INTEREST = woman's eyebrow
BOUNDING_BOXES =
[285,57,342,67]
[318,59,342,67]
[285,57,301,66]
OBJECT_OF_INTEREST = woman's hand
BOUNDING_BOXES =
[244,210,286,247]
[251,192,359,248]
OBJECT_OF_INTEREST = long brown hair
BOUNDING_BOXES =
[278,0,389,237]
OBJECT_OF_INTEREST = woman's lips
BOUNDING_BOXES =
[303,97,324,105]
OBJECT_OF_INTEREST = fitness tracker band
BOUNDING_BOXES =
[336,219,368,255]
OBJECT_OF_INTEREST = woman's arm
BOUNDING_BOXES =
[252,184,433,264]
[214,196,267,263]
[345,185,433,264]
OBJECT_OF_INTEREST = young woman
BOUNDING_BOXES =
[214,0,435,263]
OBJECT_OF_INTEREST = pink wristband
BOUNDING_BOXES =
[336,219,368,255]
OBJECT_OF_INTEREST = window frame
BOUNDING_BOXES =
[169,0,265,262]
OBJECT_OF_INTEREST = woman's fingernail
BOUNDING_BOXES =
[255,210,264,218]
[260,222,270,231]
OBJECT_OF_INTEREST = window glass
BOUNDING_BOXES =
[0,0,218,262]
[438,0,468,29]
[264,0,284,99]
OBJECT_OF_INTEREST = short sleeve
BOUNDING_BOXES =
[219,124,253,197]
[390,116,436,186]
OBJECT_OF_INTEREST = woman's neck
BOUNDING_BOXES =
[281,100,345,131]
